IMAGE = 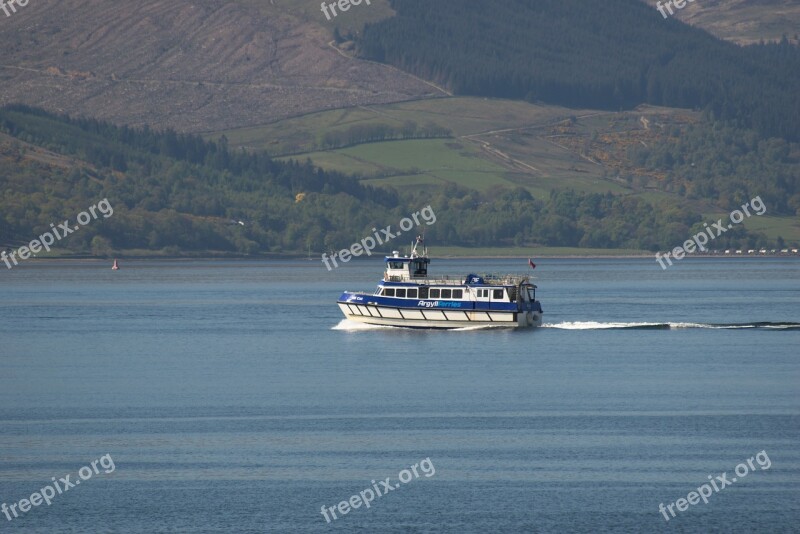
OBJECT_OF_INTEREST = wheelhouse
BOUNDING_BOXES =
[384,251,429,281]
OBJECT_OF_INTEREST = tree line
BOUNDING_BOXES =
[357,0,800,142]
[0,105,789,257]
[320,120,451,150]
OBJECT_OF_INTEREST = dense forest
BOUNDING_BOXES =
[0,106,788,257]
[356,0,800,142]
[626,122,800,216]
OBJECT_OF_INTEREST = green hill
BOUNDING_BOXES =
[356,0,800,141]
[213,97,800,246]
[2,105,795,260]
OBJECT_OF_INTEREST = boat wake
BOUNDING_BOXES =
[448,324,515,331]
[332,320,395,331]
[544,321,800,331]
[333,319,800,332]
[331,320,513,331]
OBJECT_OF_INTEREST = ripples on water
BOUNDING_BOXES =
[1,258,798,532]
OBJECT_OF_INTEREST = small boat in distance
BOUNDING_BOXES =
[337,239,543,329]
[112,259,120,270]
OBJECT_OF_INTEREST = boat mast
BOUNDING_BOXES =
[410,235,427,258]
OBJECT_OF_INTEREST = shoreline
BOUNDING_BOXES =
[7,253,799,264]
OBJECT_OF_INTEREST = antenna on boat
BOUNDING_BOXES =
[410,234,427,258]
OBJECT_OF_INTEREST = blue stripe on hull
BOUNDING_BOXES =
[337,292,534,313]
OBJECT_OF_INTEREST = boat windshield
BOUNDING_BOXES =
[508,286,518,302]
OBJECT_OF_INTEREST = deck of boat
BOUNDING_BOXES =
[383,274,533,286]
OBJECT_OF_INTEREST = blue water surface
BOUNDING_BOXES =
[1,257,798,533]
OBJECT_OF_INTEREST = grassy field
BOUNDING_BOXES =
[742,215,800,243]
[278,138,518,191]
[210,96,800,248]
[214,97,583,154]
[700,212,800,245]
[219,97,630,196]
[212,100,702,200]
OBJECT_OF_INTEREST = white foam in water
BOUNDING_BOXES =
[331,319,394,331]
[543,321,664,329]
[449,324,512,331]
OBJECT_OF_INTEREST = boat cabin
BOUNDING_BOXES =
[378,249,537,307]
[384,251,429,281]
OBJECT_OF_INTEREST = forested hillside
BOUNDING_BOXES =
[357,0,800,141]
[1,106,787,257]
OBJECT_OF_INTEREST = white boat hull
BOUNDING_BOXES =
[338,303,542,329]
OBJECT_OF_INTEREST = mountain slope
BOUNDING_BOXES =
[3,105,794,257]
[0,0,443,132]
[667,0,800,45]
[356,0,800,141]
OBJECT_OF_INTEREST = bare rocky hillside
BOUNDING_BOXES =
[651,0,800,44]
[1,0,796,134]
[0,0,442,132]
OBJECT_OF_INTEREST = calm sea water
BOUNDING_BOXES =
[1,257,798,533]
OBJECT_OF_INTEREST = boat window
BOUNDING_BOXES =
[430,289,440,299]
[407,288,418,298]
[389,261,405,269]
[493,289,504,300]
[412,261,427,276]
[384,288,395,297]
[419,287,429,299]
[508,287,518,302]
[396,288,406,298]
[527,287,536,300]
[452,289,463,299]
[441,289,452,299]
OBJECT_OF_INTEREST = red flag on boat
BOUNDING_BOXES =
[528,258,536,269]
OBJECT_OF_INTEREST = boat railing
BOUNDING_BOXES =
[383,275,466,285]
[425,277,477,286]
[481,273,532,286]
[382,273,532,286]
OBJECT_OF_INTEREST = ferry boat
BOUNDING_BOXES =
[337,240,543,329]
